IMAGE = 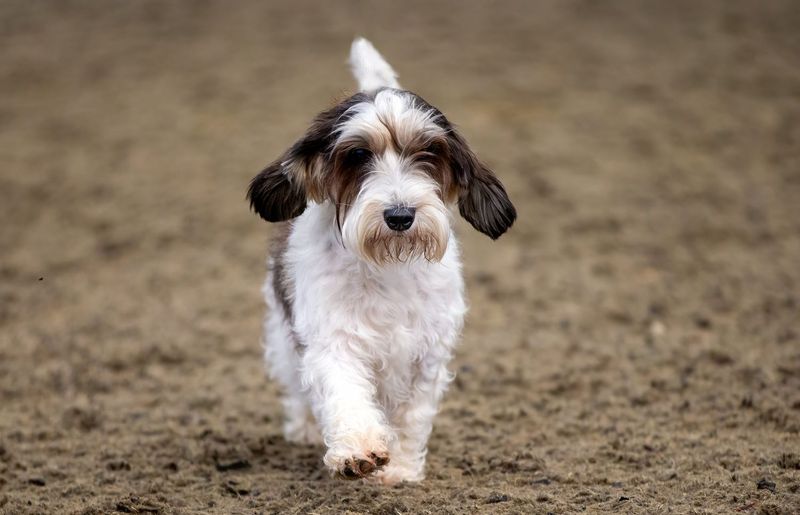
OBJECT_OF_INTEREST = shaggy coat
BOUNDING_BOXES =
[247,38,515,483]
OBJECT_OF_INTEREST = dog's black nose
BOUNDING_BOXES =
[383,206,415,232]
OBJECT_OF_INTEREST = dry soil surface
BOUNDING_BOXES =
[1,1,799,513]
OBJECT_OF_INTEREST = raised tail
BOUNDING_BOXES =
[349,37,400,92]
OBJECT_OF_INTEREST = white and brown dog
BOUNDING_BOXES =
[247,38,515,484]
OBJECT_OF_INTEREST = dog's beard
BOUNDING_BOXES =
[343,199,449,266]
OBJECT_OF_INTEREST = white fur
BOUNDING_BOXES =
[349,37,401,92]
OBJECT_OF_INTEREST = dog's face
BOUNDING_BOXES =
[248,88,515,265]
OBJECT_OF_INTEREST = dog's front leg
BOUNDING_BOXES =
[378,355,452,484]
[302,339,391,480]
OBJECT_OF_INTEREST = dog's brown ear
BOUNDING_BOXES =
[247,131,327,222]
[448,129,516,239]
[247,125,329,223]
[248,93,369,223]
[247,158,307,222]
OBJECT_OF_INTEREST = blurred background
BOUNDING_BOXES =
[1,1,798,513]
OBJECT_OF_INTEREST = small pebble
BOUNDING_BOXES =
[756,478,776,493]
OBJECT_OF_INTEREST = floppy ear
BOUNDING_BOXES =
[247,94,368,223]
[247,158,307,223]
[448,129,517,239]
[246,127,328,223]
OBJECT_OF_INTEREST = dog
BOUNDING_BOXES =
[247,38,516,484]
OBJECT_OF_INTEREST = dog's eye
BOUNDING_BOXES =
[421,142,443,155]
[345,147,372,165]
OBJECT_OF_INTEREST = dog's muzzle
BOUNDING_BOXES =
[383,206,415,232]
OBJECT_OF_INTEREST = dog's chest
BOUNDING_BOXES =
[334,256,461,348]
[355,264,460,346]
[288,233,465,354]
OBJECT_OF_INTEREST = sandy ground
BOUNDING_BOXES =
[1,1,799,513]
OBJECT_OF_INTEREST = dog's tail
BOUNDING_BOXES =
[349,37,400,92]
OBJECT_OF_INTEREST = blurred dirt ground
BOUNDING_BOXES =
[1,1,799,513]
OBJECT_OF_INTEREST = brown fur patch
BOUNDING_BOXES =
[269,223,306,353]
[325,143,374,229]
[404,135,459,203]
[446,128,516,239]
[269,222,293,318]
[248,92,371,222]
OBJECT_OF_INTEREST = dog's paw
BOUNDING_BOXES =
[325,448,390,480]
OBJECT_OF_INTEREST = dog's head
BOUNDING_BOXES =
[248,38,516,265]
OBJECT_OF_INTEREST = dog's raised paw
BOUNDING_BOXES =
[330,451,390,480]
[341,457,374,479]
